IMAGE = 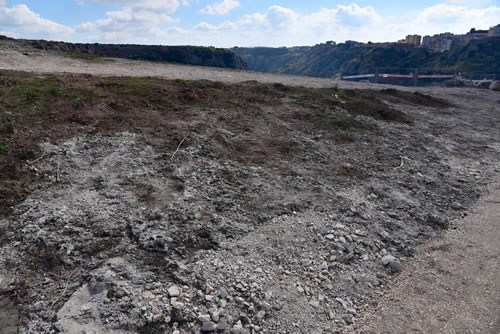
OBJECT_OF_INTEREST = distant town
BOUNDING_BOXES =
[396,24,500,52]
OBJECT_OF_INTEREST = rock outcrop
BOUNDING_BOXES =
[30,40,247,70]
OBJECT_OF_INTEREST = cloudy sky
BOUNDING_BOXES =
[0,0,499,47]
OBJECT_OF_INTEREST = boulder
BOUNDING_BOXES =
[489,81,500,91]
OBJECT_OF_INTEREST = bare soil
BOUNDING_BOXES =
[352,178,500,334]
[0,42,499,334]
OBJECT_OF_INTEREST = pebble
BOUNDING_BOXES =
[389,261,403,273]
[218,319,228,330]
[210,309,220,322]
[256,310,266,320]
[381,255,396,266]
[168,285,181,297]
[202,321,218,331]
[231,321,244,334]
[261,301,272,311]
[309,299,320,308]
[198,314,211,322]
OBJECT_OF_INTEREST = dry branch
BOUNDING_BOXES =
[396,155,410,169]
[50,268,80,308]
[170,135,188,161]
[27,152,46,165]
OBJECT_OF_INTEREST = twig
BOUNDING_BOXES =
[170,135,188,161]
[396,155,410,169]
[332,94,346,104]
[56,155,60,183]
[50,268,79,308]
[27,152,46,165]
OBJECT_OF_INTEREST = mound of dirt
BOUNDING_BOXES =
[0,68,499,333]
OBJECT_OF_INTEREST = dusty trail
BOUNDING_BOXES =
[353,178,500,334]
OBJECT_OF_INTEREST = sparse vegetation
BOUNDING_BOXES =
[0,70,455,218]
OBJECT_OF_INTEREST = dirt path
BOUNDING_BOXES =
[353,177,500,334]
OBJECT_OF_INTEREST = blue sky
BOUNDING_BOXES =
[0,0,499,46]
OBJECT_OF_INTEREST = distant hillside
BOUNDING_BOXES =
[231,46,310,72]
[26,39,247,70]
[232,37,500,78]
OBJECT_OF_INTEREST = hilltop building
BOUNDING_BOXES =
[398,34,421,46]
[422,32,454,52]
[421,26,497,53]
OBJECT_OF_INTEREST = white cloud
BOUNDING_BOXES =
[193,22,217,31]
[2,2,500,48]
[76,1,181,42]
[414,3,500,30]
[0,4,73,39]
[147,3,499,47]
[200,0,240,15]
[0,0,6,7]
[90,0,181,12]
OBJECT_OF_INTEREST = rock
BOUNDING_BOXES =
[381,255,396,265]
[202,321,218,331]
[168,285,181,297]
[209,309,220,322]
[218,319,228,330]
[344,316,354,325]
[389,261,403,273]
[489,80,500,91]
[451,202,462,210]
[381,255,402,272]
[256,310,266,320]
[261,301,272,311]
[325,234,335,240]
[198,314,211,322]
[171,301,184,310]
[231,321,244,334]
[309,299,320,308]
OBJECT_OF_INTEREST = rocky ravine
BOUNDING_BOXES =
[0,59,499,333]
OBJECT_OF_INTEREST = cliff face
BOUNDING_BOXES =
[233,37,500,77]
[29,40,247,70]
[232,46,310,72]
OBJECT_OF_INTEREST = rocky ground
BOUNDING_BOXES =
[0,43,499,334]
